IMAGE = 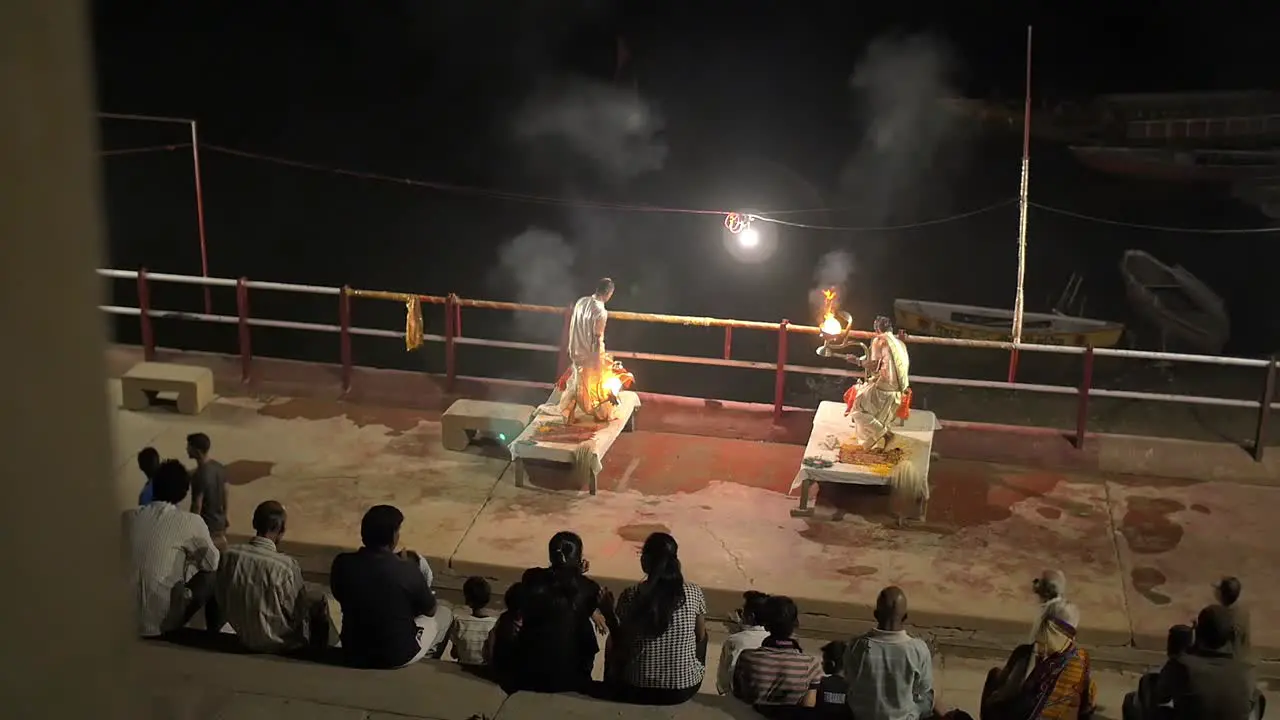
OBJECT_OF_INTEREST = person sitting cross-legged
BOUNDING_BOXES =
[330,505,452,668]
[1126,604,1261,720]
[732,595,823,713]
[215,500,329,653]
[981,600,1097,720]
[815,641,854,720]
[716,590,771,695]
[123,459,222,638]
[844,586,938,720]
[449,576,499,667]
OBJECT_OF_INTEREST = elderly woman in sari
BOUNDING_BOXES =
[981,601,1097,720]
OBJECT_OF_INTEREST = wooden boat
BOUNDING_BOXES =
[893,299,1125,348]
[1119,250,1229,354]
[1069,146,1280,182]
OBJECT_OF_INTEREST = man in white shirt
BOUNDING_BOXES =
[216,500,324,652]
[716,590,770,694]
[560,277,615,423]
[123,459,221,637]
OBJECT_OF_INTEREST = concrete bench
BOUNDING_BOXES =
[121,362,215,415]
[441,399,536,452]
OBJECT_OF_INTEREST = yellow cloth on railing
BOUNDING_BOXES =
[405,297,424,351]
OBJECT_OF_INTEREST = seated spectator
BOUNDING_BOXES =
[215,500,327,652]
[123,459,221,637]
[981,600,1096,720]
[1031,569,1068,643]
[137,447,159,505]
[1136,604,1260,720]
[329,505,452,668]
[815,641,853,719]
[449,576,498,666]
[732,595,822,710]
[1214,577,1250,656]
[610,532,708,706]
[187,432,229,551]
[845,586,937,720]
[510,531,614,693]
[484,581,525,691]
[716,590,771,695]
[1123,625,1193,720]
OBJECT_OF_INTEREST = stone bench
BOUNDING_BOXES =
[121,362,215,415]
[441,399,536,452]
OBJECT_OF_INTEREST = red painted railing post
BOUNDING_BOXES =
[1006,346,1020,383]
[444,293,457,392]
[339,287,352,394]
[556,309,572,379]
[773,319,789,425]
[453,299,463,339]
[1252,356,1277,462]
[723,327,733,360]
[137,267,155,361]
[1075,345,1094,449]
[236,277,252,383]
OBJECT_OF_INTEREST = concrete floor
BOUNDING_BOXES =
[109,381,1280,656]
[141,638,1147,720]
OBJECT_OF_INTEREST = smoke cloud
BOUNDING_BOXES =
[810,249,856,313]
[836,34,960,224]
[512,78,667,184]
[489,228,578,339]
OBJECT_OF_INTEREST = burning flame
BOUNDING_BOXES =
[820,288,842,335]
[603,375,623,395]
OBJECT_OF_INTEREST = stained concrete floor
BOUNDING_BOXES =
[109,381,1280,656]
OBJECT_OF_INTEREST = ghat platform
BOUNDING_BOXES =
[105,347,1280,663]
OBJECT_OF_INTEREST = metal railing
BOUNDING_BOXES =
[97,268,1280,461]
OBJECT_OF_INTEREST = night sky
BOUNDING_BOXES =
[89,1,1280,398]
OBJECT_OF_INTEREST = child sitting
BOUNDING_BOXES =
[815,640,853,719]
[449,577,498,666]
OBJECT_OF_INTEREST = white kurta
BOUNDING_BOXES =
[850,332,910,448]
[561,295,612,421]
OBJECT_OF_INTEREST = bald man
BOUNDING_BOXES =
[844,586,938,720]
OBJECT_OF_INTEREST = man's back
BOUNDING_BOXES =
[844,629,934,720]
[1160,649,1256,720]
[125,502,219,636]
[191,460,228,533]
[216,537,305,651]
[330,547,435,668]
[733,643,822,706]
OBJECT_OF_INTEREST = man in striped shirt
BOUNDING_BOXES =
[216,500,324,652]
[732,595,822,710]
[124,459,221,637]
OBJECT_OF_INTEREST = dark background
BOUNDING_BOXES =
[90,1,1280,404]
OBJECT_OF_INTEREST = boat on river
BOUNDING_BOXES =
[1119,250,1229,354]
[893,298,1125,348]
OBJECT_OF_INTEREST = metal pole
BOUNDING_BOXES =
[236,277,251,383]
[190,121,211,314]
[773,319,790,424]
[1007,25,1033,384]
[339,288,353,393]
[1075,345,1094,449]
[1253,357,1277,462]
[444,293,458,392]
[137,268,155,360]
[723,326,733,360]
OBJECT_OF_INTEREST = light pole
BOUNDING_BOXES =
[98,112,211,314]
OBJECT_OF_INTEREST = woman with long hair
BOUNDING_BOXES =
[509,531,616,693]
[610,531,708,705]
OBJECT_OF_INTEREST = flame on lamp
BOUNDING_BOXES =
[820,288,842,335]
[603,375,623,395]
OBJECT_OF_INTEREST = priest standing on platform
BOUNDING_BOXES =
[561,277,615,423]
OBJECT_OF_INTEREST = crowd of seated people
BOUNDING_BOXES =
[122,448,1264,720]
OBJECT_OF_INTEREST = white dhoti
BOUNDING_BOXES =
[848,332,911,450]
[560,294,614,423]
[850,383,903,449]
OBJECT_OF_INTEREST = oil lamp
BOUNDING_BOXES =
[815,288,868,361]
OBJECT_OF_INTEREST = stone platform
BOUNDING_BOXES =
[109,377,1280,661]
